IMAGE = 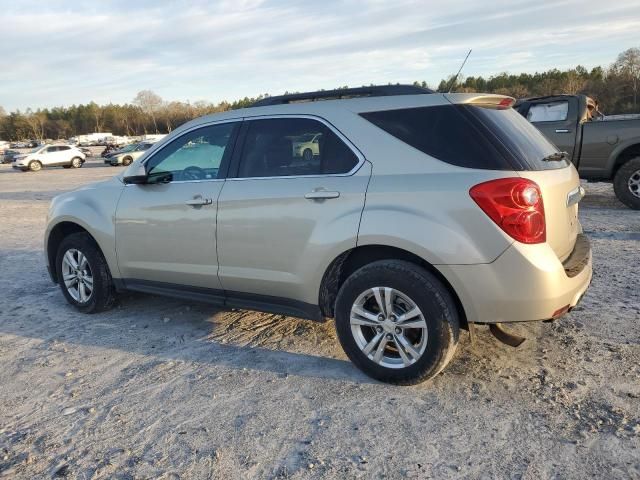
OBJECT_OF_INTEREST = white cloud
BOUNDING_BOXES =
[0,0,638,110]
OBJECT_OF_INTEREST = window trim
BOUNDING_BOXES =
[227,114,365,181]
[135,118,242,185]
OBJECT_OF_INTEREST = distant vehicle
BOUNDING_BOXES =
[516,94,640,209]
[74,133,113,147]
[2,150,21,164]
[140,134,166,142]
[12,144,86,171]
[105,142,154,166]
[292,133,321,161]
[0,140,10,151]
[10,141,29,149]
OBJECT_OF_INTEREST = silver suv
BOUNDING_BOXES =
[45,86,592,384]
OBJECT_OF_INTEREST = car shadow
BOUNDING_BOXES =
[0,262,374,384]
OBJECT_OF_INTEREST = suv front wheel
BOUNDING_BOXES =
[335,260,459,385]
[56,232,116,313]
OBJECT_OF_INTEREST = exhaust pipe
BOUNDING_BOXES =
[489,323,526,348]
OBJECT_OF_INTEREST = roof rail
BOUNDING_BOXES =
[252,85,433,107]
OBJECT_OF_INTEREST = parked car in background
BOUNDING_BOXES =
[105,142,154,166]
[45,85,592,385]
[10,141,30,149]
[12,144,85,171]
[2,149,21,164]
[292,133,321,161]
[516,94,640,209]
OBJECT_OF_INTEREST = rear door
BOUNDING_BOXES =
[216,116,370,306]
[522,98,579,161]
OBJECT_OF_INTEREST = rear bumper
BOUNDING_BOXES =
[436,234,592,324]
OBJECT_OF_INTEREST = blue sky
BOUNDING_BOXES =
[1,0,639,111]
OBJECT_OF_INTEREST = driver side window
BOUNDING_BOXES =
[146,122,238,183]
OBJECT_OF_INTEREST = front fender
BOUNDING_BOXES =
[46,177,124,278]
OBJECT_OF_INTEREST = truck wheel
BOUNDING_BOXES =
[613,157,640,210]
[28,160,42,172]
[334,260,459,385]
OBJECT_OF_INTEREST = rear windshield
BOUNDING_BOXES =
[360,105,568,171]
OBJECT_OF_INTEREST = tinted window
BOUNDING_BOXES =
[58,146,70,151]
[467,106,567,170]
[527,101,569,122]
[361,105,566,171]
[146,123,238,183]
[361,105,512,170]
[238,118,359,178]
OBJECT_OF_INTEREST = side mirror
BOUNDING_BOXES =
[123,163,148,185]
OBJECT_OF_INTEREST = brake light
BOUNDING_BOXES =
[470,178,546,244]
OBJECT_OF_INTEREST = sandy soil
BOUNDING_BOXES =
[0,159,638,479]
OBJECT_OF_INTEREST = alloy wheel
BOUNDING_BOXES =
[628,169,640,198]
[61,248,94,303]
[350,287,428,369]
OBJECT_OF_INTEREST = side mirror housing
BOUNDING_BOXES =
[123,163,148,185]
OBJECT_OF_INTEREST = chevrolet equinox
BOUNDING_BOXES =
[45,86,592,384]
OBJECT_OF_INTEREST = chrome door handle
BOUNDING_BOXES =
[555,129,571,133]
[305,191,340,200]
[185,196,213,206]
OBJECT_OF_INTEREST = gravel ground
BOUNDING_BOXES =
[0,159,638,479]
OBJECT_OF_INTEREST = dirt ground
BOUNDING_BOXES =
[0,157,638,479]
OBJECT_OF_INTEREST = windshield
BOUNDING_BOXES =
[120,144,137,152]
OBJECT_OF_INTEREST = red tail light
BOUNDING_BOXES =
[470,178,546,244]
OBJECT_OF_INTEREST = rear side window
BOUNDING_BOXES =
[361,105,566,171]
[360,105,512,170]
[527,101,569,122]
[237,118,359,178]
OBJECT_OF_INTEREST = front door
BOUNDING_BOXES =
[115,122,239,290]
[217,117,370,306]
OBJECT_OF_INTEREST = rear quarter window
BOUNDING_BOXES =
[360,105,567,171]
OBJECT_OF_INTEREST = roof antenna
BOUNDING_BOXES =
[447,49,472,93]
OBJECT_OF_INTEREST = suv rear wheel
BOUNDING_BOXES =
[613,157,640,210]
[56,232,116,313]
[335,260,459,385]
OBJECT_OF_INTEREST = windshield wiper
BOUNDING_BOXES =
[542,151,569,162]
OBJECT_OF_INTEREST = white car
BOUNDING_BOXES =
[12,145,86,171]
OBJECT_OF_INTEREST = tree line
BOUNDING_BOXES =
[1,48,638,141]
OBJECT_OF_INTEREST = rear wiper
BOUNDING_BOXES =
[542,151,569,162]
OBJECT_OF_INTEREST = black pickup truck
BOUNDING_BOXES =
[516,95,640,209]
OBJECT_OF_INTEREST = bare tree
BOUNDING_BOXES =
[24,109,46,141]
[133,90,163,133]
[0,106,6,117]
[613,47,640,109]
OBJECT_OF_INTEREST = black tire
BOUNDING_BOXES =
[613,157,640,210]
[302,148,313,162]
[28,160,42,172]
[122,156,133,166]
[335,260,459,385]
[55,232,116,313]
[70,157,83,168]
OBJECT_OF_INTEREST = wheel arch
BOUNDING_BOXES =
[610,141,640,176]
[319,244,469,329]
